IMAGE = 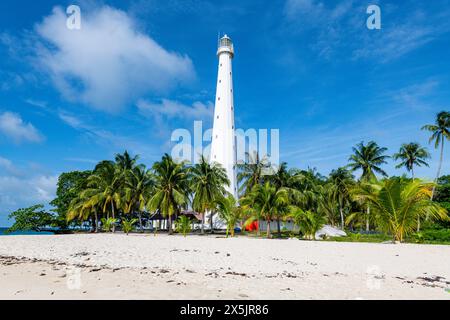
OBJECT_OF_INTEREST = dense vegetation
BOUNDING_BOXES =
[6,111,450,243]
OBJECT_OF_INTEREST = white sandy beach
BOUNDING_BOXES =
[0,234,449,300]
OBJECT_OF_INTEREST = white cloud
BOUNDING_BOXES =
[0,111,44,143]
[137,99,214,120]
[58,110,160,159]
[0,174,58,225]
[0,156,22,176]
[33,6,195,112]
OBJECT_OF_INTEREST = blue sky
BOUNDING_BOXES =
[0,0,450,226]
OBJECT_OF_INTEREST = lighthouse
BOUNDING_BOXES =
[210,34,238,198]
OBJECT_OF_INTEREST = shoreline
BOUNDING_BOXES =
[1,234,449,300]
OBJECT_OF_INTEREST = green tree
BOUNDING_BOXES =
[329,167,355,229]
[50,171,91,229]
[147,154,190,235]
[216,194,242,237]
[393,143,430,180]
[122,218,138,235]
[175,215,192,237]
[421,111,450,199]
[7,205,55,233]
[237,152,270,196]
[84,161,124,233]
[191,156,229,234]
[289,207,326,240]
[348,141,390,231]
[123,165,154,232]
[241,182,288,238]
[353,178,447,242]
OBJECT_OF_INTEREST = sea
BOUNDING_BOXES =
[0,227,54,236]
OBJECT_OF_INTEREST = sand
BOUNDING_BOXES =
[0,234,449,300]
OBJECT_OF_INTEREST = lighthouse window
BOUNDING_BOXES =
[218,97,220,101]
[220,63,222,67]
[217,116,219,119]
[219,80,221,83]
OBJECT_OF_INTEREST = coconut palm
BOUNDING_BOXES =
[348,141,389,231]
[123,165,155,232]
[115,150,139,172]
[268,162,303,237]
[393,143,430,180]
[422,111,450,199]
[317,184,340,227]
[84,161,124,233]
[147,154,190,235]
[329,167,355,229]
[175,215,192,237]
[352,178,447,242]
[348,141,390,181]
[216,194,242,237]
[289,207,326,240]
[190,156,229,234]
[122,218,138,235]
[237,151,270,196]
[241,182,288,238]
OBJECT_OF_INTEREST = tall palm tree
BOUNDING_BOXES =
[348,141,389,231]
[147,154,190,235]
[241,182,288,238]
[115,150,139,172]
[268,162,303,237]
[329,167,355,229]
[237,152,270,196]
[123,164,155,232]
[352,178,447,242]
[191,156,229,234]
[422,111,450,199]
[393,143,430,180]
[348,141,390,181]
[85,161,124,232]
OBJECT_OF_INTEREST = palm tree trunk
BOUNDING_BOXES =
[201,212,205,235]
[276,217,281,238]
[366,205,370,232]
[94,210,98,233]
[168,215,173,235]
[111,201,116,233]
[138,212,143,233]
[339,205,344,230]
[417,216,421,232]
[266,218,271,238]
[431,139,444,200]
[411,166,415,181]
[210,212,214,234]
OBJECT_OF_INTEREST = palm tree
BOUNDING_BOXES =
[329,167,355,229]
[422,111,450,199]
[393,143,430,180]
[289,207,326,240]
[216,195,241,237]
[348,141,389,231]
[241,182,288,238]
[352,178,447,242]
[190,156,229,234]
[237,152,270,196]
[147,154,190,235]
[123,165,155,232]
[115,150,139,172]
[85,161,124,232]
[348,141,390,181]
[268,162,303,237]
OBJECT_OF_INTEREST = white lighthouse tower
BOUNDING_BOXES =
[210,34,238,198]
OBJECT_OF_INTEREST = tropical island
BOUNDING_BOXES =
[1,112,450,300]
[5,111,450,245]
